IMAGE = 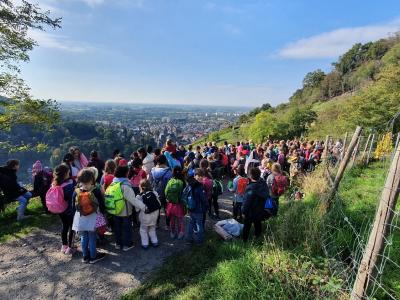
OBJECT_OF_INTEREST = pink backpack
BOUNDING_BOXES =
[46,182,68,214]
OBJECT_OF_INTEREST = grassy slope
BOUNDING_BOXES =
[0,197,56,243]
[334,161,400,298]
[124,160,399,300]
[195,94,353,146]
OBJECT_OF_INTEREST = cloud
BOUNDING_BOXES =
[79,0,145,8]
[29,30,93,53]
[276,19,400,59]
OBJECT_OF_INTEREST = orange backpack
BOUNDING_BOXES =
[76,188,97,216]
[237,177,248,195]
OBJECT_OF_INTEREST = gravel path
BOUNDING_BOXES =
[0,194,234,300]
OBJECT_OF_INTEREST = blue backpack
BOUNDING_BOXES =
[264,197,278,219]
[182,185,195,210]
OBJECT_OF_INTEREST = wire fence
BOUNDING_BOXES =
[321,130,400,299]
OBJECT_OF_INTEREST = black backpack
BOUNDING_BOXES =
[142,191,161,214]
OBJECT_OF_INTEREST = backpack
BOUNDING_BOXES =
[264,197,278,218]
[142,191,161,214]
[105,182,126,215]
[76,188,97,216]
[152,169,170,200]
[182,185,195,210]
[212,179,223,197]
[236,177,248,196]
[45,183,69,214]
[272,175,288,196]
[165,178,184,204]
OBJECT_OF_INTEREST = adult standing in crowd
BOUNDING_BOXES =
[0,159,32,221]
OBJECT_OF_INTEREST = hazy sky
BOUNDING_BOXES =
[21,0,400,107]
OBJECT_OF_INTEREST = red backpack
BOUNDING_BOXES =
[237,177,248,195]
[272,175,288,196]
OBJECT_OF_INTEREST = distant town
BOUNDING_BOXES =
[60,102,251,146]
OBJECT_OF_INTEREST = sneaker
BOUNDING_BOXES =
[170,232,176,239]
[104,229,113,236]
[89,253,106,264]
[60,245,68,253]
[122,245,134,252]
[141,245,149,250]
[177,232,185,240]
[64,247,76,255]
[151,242,159,248]
[114,244,122,250]
[82,256,90,264]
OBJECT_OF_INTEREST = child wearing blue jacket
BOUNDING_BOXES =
[185,168,209,245]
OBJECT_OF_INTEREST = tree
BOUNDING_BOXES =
[285,107,317,138]
[0,0,61,148]
[302,69,326,88]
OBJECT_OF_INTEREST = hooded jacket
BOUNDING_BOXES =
[242,180,269,221]
[0,166,27,200]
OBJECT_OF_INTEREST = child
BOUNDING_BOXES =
[242,167,268,242]
[259,155,272,181]
[70,146,88,171]
[101,159,116,191]
[184,168,209,245]
[32,160,53,214]
[63,153,79,181]
[105,165,146,251]
[165,166,185,239]
[73,168,106,264]
[150,155,172,227]
[200,169,213,228]
[229,164,248,221]
[135,179,161,249]
[266,163,289,212]
[51,164,75,254]
[128,158,147,195]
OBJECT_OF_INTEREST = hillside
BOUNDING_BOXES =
[125,160,398,299]
[200,34,400,144]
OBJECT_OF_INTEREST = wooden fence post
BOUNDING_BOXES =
[328,126,363,204]
[322,135,330,164]
[394,132,400,153]
[351,142,400,300]
[366,134,375,165]
[341,132,348,161]
[351,136,362,167]
[360,134,372,164]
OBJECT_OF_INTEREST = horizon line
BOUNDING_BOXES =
[57,99,256,109]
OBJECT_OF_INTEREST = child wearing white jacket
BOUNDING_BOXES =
[135,179,161,249]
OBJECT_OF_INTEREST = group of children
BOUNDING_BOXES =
[0,137,330,264]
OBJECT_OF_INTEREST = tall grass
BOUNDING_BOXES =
[123,236,347,300]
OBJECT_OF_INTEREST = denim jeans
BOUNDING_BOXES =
[16,191,32,217]
[81,231,97,259]
[113,216,133,247]
[186,213,204,244]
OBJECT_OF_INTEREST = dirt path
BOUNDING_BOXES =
[0,194,234,300]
